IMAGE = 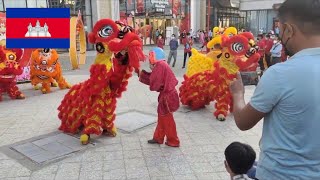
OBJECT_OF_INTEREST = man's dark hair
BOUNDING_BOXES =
[172,34,175,37]
[258,34,264,38]
[266,34,271,38]
[278,0,320,34]
[225,142,256,175]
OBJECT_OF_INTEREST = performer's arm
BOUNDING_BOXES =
[139,70,151,85]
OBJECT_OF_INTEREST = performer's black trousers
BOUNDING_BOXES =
[183,52,192,68]
[258,57,265,71]
[265,54,272,68]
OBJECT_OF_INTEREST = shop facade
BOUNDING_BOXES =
[206,0,246,31]
[120,0,191,45]
[204,0,284,36]
[239,0,285,36]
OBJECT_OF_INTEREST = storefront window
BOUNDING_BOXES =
[120,0,190,45]
[246,10,277,36]
[27,0,48,8]
[0,1,4,11]
[4,0,27,8]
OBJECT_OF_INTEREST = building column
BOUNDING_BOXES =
[92,0,120,23]
[200,0,206,30]
[190,0,200,32]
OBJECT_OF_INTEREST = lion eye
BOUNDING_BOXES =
[224,53,230,59]
[43,48,50,53]
[98,26,113,38]
[8,54,15,60]
[96,42,105,53]
[231,42,244,53]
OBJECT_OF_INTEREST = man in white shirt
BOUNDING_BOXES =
[270,35,282,66]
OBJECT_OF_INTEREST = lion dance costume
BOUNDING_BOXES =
[58,19,145,144]
[179,27,260,121]
[30,48,71,94]
[0,46,25,101]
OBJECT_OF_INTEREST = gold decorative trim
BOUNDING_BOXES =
[69,16,87,70]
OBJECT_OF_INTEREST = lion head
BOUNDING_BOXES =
[31,48,60,81]
[215,32,260,74]
[0,46,24,82]
[88,19,145,72]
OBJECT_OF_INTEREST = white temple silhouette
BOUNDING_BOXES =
[25,20,51,37]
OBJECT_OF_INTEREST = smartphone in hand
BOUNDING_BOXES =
[240,72,259,86]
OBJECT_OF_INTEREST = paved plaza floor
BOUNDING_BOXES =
[0,45,262,180]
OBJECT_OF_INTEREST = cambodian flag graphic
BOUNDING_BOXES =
[6,8,70,48]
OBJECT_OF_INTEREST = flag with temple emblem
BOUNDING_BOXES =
[6,8,70,48]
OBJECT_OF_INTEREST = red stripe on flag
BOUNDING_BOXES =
[6,18,70,38]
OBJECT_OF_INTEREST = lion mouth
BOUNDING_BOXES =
[0,75,15,79]
[37,75,49,80]
[35,65,55,73]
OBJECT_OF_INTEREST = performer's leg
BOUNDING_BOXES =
[150,114,165,144]
[265,54,272,68]
[167,51,173,65]
[41,82,51,94]
[258,57,265,71]
[172,50,177,67]
[51,81,58,87]
[101,98,117,137]
[182,52,187,68]
[214,88,232,121]
[162,113,180,147]
[56,75,71,89]
[102,113,117,137]
[7,83,24,99]
[81,98,106,144]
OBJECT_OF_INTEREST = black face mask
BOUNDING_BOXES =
[280,26,294,57]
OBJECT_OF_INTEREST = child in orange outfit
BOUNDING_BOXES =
[138,47,180,147]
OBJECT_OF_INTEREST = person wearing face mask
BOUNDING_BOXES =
[269,35,283,66]
[167,34,179,67]
[229,0,320,179]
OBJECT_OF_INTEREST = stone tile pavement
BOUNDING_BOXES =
[0,45,262,180]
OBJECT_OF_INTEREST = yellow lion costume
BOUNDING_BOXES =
[30,48,71,94]
[179,28,260,121]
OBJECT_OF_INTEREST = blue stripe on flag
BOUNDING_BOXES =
[6,8,70,18]
[6,39,70,48]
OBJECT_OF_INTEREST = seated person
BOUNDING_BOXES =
[225,142,256,180]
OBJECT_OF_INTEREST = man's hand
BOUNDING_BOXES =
[230,72,265,131]
[230,72,245,97]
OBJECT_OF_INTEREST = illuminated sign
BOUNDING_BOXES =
[151,0,169,13]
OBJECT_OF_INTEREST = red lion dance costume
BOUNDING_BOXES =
[58,19,145,144]
[0,46,25,101]
[179,28,260,121]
